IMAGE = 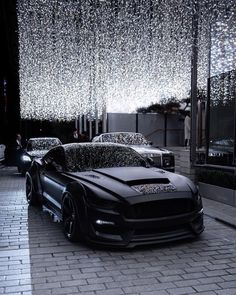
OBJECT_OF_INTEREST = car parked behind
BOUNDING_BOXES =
[18,137,62,175]
[92,132,175,172]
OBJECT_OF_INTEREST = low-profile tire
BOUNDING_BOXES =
[26,175,40,206]
[62,193,83,242]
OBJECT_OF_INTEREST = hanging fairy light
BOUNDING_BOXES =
[211,16,236,76]
[17,0,235,121]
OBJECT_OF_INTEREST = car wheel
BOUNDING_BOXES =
[62,193,83,242]
[26,175,40,206]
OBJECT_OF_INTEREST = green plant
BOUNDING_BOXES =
[137,97,180,114]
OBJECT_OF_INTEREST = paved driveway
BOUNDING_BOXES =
[0,167,236,295]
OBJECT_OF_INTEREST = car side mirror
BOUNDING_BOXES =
[43,156,52,165]
[42,157,53,168]
[43,157,64,172]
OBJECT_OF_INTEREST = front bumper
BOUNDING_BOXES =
[84,200,204,248]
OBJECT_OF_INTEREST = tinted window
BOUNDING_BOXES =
[43,147,66,171]
[64,143,146,172]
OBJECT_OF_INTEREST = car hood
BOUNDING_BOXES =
[129,145,173,155]
[27,150,49,158]
[66,167,193,199]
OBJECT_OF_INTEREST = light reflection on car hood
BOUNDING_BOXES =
[129,145,173,155]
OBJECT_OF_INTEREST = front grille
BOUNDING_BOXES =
[124,199,194,219]
[162,154,175,168]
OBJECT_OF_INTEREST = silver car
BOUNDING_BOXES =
[92,132,175,172]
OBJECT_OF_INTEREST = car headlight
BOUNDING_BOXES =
[86,188,120,209]
[193,188,202,208]
[88,194,120,209]
[21,155,32,162]
[195,193,202,203]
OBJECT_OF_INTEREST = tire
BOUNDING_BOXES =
[62,193,83,242]
[26,175,40,206]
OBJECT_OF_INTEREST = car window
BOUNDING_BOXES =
[43,147,66,171]
[64,143,147,172]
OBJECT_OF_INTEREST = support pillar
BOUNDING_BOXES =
[190,0,199,166]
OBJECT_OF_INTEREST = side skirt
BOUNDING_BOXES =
[42,204,62,223]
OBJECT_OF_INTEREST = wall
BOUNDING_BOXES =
[107,113,184,147]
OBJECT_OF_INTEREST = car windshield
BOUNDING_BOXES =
[64,143,146,172]
[101,133,149,145]
[27,138,61,151]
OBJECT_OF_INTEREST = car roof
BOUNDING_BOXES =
[100,132,142,135]
[28,137,61,141]
[62,142,129,150]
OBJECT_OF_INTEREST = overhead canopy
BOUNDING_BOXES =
[17,0,235,121]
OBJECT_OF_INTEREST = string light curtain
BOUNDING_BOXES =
[17,0,235,121]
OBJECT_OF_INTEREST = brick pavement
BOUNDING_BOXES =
[202,198,236,229]
[0,166,236,295]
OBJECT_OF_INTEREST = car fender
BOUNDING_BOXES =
[62,182,88,234]
[26,162,42,199]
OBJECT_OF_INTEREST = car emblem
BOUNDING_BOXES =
[132,183,177,194]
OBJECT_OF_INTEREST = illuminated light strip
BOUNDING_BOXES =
[17,0,235,120]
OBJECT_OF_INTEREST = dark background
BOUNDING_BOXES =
[0,0,75,145]
[0,0,20,144]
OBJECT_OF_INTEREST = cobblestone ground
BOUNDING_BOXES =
[0,167,236,295]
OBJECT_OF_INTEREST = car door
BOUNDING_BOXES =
[40,147,68,212]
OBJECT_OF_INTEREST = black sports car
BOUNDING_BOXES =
[18,137,62,175]
[26,143,204,248]
[92,132,175,172]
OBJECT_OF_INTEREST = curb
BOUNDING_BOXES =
[205,213,236,230]
[214,217,236,230]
